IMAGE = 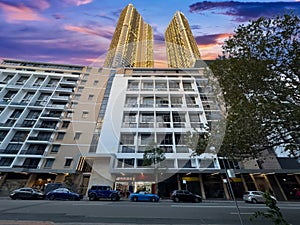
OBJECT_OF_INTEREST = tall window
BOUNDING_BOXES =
[44,159,54,168]
[64,158,73,167]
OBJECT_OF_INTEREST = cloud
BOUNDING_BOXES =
[189,1,300,22]
[53,14,64,20]
[0,1,47,22]
[195,33,232,46]
[64,24,115,39]
[62,0,93,6]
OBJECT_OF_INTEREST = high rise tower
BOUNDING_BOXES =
[165,11,201,68]
[103,4,154,68]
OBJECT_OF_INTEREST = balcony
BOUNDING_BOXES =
[27,136,52,142]
[139,123,154,128]
[0,149,20,154]
[19,150,45,155]
[12,165,38,169]
[122,122,137,128]
[60,80,77,86]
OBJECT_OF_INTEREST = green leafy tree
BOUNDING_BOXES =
[251,192,291,225]
[210,12,300,160]
[142,143,166,194]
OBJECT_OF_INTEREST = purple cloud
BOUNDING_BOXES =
[195,33,232,45]
[189,1,300,22]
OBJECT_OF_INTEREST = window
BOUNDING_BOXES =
[21,92,34,103]
[62,121,70,128]
[56,133,65,140]
[44,159,54,168]
[74,94,81,100]
[81,80,87,85]
[12,131,29,142]
[66,112,73,118]
[120,133,135,145]
[51,145,60,153]
[4,91,18,102]
[140,133,154,145]
[88,94,94,100]
[26,110,41,119]
[64,158,73,167]
[82,111,88,119]
[140,113,154,123]
[0,157,13,166]
[33,77,44,86]
[0,131,8,141]
[74,132,81,140]
[78,87,84,92]
[93,80,99,86]
[16,76,29,85]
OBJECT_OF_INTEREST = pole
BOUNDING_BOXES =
[225,169,244,225]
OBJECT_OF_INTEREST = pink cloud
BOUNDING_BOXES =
[0,2,46,22]
[63,0,93,6]
[64,25,101,36]
[33,0,50,10]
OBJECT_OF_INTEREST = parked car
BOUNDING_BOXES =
[243,191,277,204]
[88,185,121,201]
[129,191,160,202]
[46,188,83,201]
[171,190,202,203]
[10,187,45,200]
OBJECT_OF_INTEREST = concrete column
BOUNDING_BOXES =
[0,173,8,187]
[177,174,181,190]
[274,175,288,201]
[295,174,300,186]
[240,174,248,192]
[250,174,259,190]
[264,175,274,193]
[198,174,206,200]
[221,174,230,200]
[26,174,37,187]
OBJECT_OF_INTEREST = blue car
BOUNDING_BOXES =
[46,188,83,201]
[129,191,160,202]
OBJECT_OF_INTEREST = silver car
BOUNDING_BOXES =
[243,191,277,204]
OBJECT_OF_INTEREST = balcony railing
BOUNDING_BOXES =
[0,149,20,154]
[19,150,45,155]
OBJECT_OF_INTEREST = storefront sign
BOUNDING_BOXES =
[182,177,200,182]
[116,177,133,181]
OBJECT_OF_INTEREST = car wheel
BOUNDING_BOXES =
[71,195,77,201]
[49,195,55,200]
[150,197,156,202]
[174,197,179,203]
[111,194,119,201]
[133,196,138,202]
[89,194,97,201]
[11,196,17,200]
[251,198,258,204]
[194,198,201,203]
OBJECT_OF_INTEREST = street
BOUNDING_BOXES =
[0,198,299,225]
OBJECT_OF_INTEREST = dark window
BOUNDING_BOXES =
[64,158,72,167]
[44,159,54,168]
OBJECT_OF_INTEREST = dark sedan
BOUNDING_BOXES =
[46,188,83,201]
[171,190,202,203]
[10,187,45,200]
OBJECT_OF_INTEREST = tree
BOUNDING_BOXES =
[210,12,300,160]
[142,143,166,194]
[251,192,291,225]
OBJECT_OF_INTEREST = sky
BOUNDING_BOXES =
[0,0,299,68]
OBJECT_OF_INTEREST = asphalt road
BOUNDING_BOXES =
[0,198,299,225]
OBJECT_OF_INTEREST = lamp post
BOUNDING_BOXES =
[210,146,244,225]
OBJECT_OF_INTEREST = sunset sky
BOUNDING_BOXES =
[0,0,299,67]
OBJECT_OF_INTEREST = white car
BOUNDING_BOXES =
[243,191,277,204]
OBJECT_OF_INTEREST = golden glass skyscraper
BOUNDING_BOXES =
[103,4,154,68]
[165,11,201,68]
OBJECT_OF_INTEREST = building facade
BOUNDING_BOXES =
[0,3,299,201]
[103,4,154,68]
[165,11,202,68]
